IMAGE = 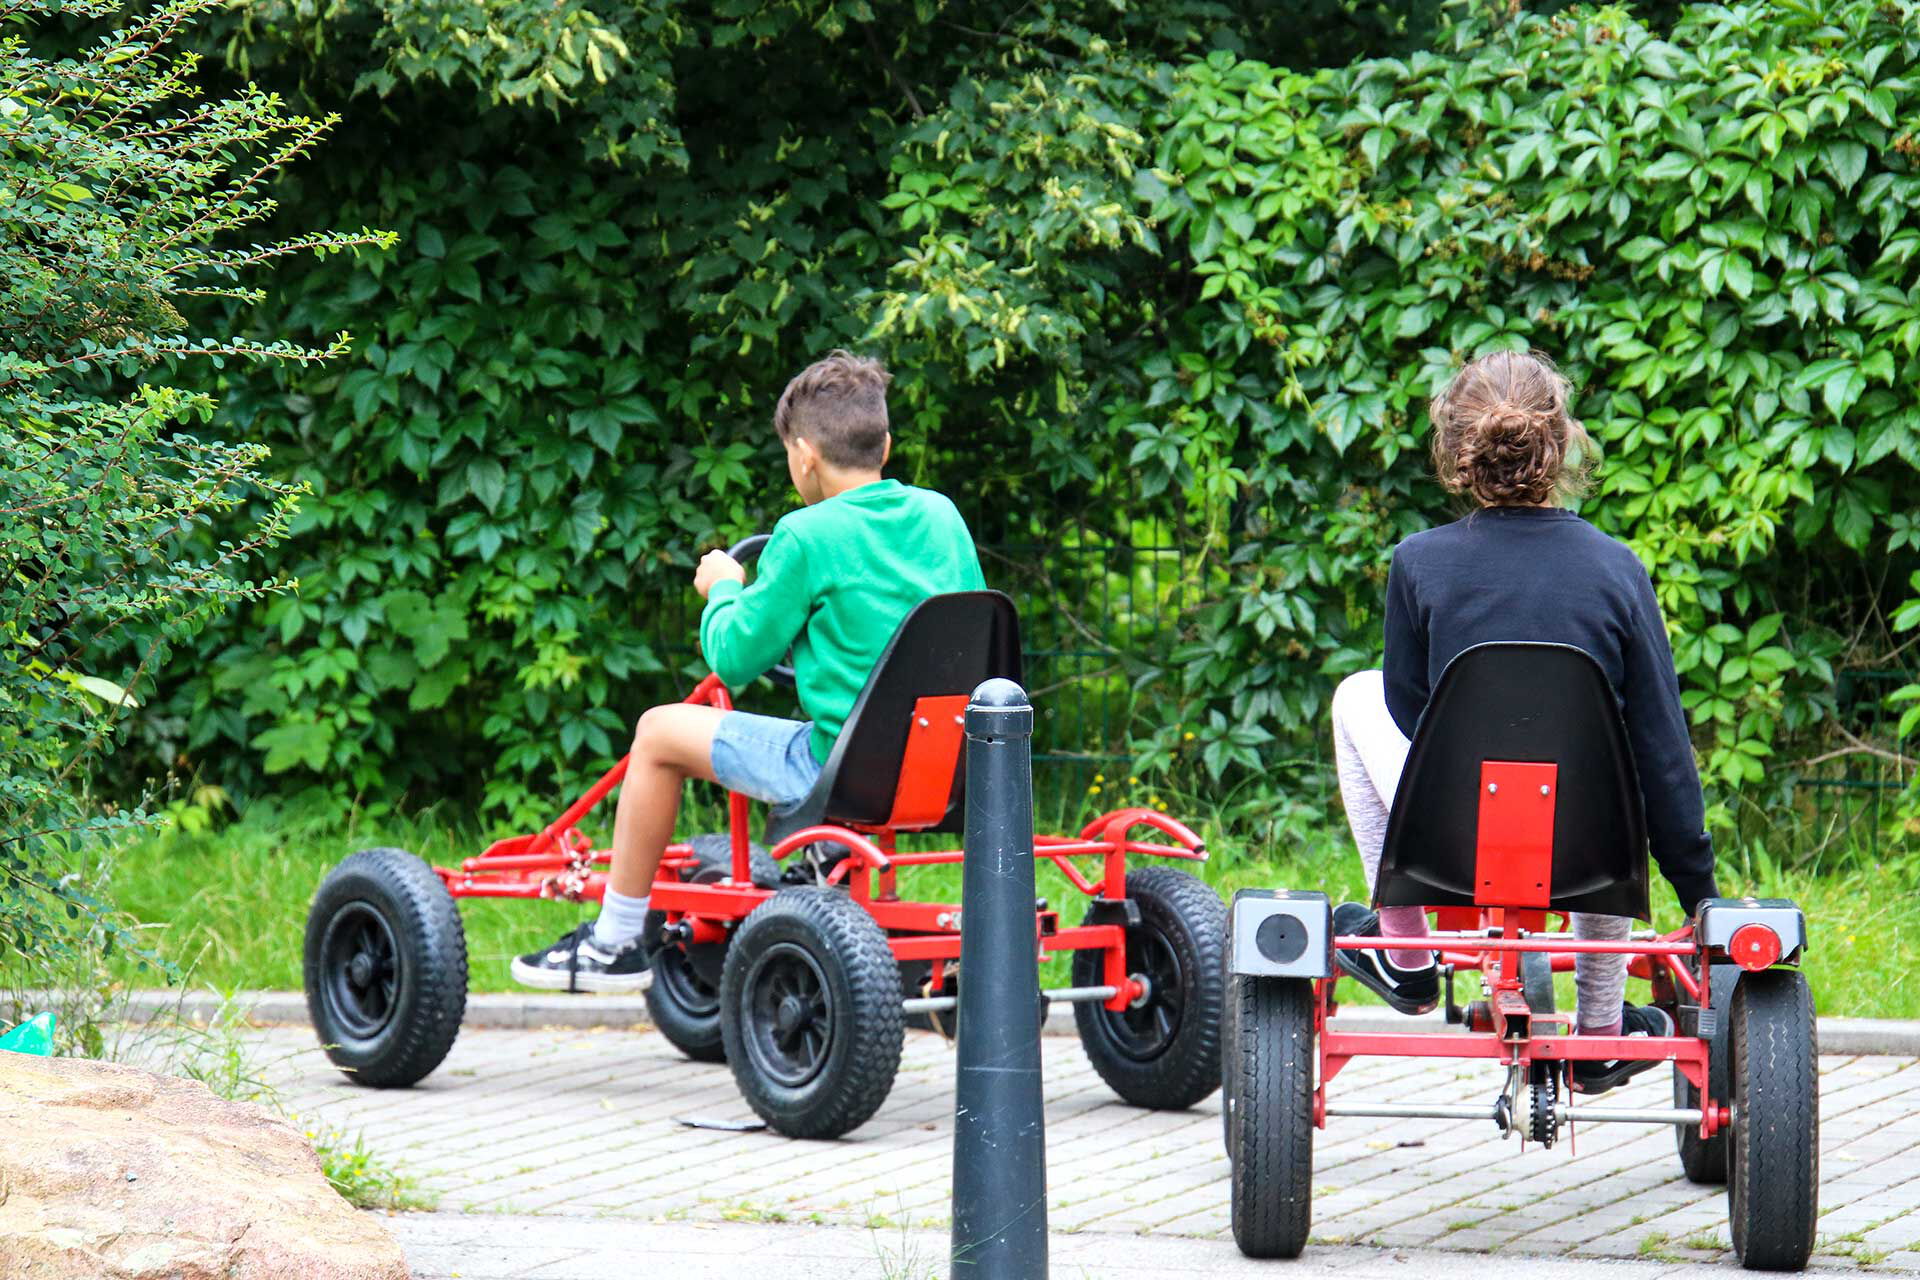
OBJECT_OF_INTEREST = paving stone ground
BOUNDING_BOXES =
[255,1025,1920,1273]
[384,1214,1851,1280]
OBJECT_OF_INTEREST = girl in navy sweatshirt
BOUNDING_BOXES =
[1330,349,1718,1095]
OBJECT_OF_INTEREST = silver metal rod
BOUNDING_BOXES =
[1559,1106,1709,1127]
[902,984,1120,1015]
[1325,1101,1708,1127]
[1325,1103,1498,1121]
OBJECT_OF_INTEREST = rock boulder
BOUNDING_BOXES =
[0,1053,409,1280]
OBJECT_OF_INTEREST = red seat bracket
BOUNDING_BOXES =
[1475,761,1558,909]
[884,694,970,830]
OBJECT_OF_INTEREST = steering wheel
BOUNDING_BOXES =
[723,534,797,688]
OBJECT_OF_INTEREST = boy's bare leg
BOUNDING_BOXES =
[511,703,731,989]
[606,703,728,898]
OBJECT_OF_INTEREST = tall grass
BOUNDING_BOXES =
[99,771,1920,1017]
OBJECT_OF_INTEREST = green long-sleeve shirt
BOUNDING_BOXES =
[700,479,986,763]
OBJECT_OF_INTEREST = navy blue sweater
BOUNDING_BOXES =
[1383,506,1718,915]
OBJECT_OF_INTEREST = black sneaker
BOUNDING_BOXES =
[510,923,651,994]
[1571,1003,1675,1095]
[1331,902,1439,1015]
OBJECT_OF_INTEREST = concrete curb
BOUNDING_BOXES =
[100,988,1920,1055]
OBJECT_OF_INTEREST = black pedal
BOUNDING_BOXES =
[1442,964,1465,1025]
[1677,1003,1718,1039]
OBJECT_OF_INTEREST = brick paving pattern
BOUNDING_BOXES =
[257,1026,1920,1271]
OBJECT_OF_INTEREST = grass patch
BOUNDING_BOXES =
[1637,1230,1680,1262]
[106,798,591,993]
[717,1200,789,1224]
[105,779,1356,995]
[305,1121,435,1211]
[100,776,1920,1017]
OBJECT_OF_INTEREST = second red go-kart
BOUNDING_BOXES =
[302,536,1228,1139]
[1224,643,1819,1272]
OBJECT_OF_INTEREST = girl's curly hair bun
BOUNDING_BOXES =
[1430,350,1593,507]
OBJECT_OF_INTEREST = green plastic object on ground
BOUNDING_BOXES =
[0,1011,56,1055]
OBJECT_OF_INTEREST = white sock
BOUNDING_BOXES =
[591,889,651,950]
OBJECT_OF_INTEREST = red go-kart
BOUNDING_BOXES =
[1225,643,1818,1271]
[303,539,1227,1139]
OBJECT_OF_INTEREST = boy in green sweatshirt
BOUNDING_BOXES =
[513,351,985,991]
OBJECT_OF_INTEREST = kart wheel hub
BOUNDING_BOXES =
[349,952,374,986]
[775,994,808,1037]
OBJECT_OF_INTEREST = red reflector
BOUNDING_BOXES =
[1728,923,1782,971]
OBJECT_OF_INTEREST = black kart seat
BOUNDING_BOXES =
[1373,642,1652,920]
[764,591,1021,845]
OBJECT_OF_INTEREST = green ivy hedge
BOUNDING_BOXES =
[885,0,1920,822]
[134,0,1918,840]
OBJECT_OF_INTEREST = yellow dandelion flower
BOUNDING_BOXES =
[1182,731,1196,741]
[1155,802,1169,812]
[1127,776,1139,785]
[1093,772,1105,782]
[1089,784,1103,795]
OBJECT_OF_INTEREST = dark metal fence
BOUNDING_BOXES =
[656,515,1191,768]
[1786,670,1914,863]
[975,522,1188,762]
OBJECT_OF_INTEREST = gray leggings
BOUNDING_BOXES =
[1332,670,1632,1031]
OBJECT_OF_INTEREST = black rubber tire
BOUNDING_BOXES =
[1520,948,1554,1016]
[682,831,781,888]
[1071,867,1227,1111]
[1228,974,1315,1259]
[720,888,904,1139]
[304,848,467,1088]
[1728,968,1818,1271]
[1220,966,1239,1154]
[644,934,728,1063]
[643,833,779,1062]
[1675,963,1739,1184]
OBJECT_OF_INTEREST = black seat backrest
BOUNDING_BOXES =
[1374,642,1651,920]
[764,591,1021,844]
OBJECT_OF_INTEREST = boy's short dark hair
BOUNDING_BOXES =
[773,350,891,469]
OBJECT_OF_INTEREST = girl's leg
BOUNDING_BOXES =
[1570,913,1633,1034]
[1331,670,1429,967]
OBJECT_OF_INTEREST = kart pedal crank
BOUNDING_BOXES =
[1493,1060,1525,1139]
[1493,1092,1514,1138]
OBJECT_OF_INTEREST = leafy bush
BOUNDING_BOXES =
[129,3,1283,822]
[130,0,1916,844]
[897,0,1920,818]
[0,0,382,995]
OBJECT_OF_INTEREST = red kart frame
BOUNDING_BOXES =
[1320,909,1724,1140]
[430,673,1207,1014]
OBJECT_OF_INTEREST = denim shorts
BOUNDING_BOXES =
[710,711,824,816]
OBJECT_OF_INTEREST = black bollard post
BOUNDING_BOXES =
[951,677,1048,1280]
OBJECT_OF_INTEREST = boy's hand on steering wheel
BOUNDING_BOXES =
[694,548,747,598]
